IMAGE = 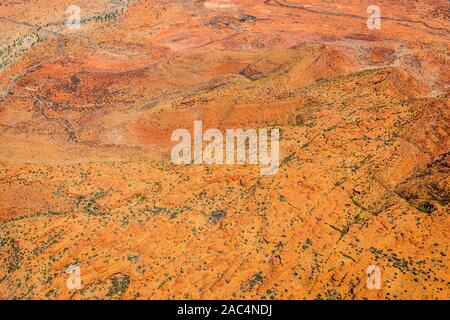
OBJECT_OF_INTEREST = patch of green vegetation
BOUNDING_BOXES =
[300,143,309,149]
[2,238,21,273]
[158,273,174,289]
[323,125,338,132]
[334,178,347,187]
[260,287,278,300]
[242,272,264,292]
[80,171,90,179]
[45,289,57,298]
[134,193,148,203]
[92,188,108,200]
[301,238,313,250]
[209,210,227,225]
[76,188,109,216]
[107,274,130,298]
[416,202,436,215]
[351,198,368,211]
[53,185,64,196]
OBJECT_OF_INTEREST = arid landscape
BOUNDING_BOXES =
[0,0,449,299]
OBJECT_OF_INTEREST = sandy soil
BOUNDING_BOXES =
[0,0,448,299]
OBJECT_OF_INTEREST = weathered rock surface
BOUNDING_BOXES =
[0,0,448,299]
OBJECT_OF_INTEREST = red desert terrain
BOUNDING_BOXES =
[0,0,449,299]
